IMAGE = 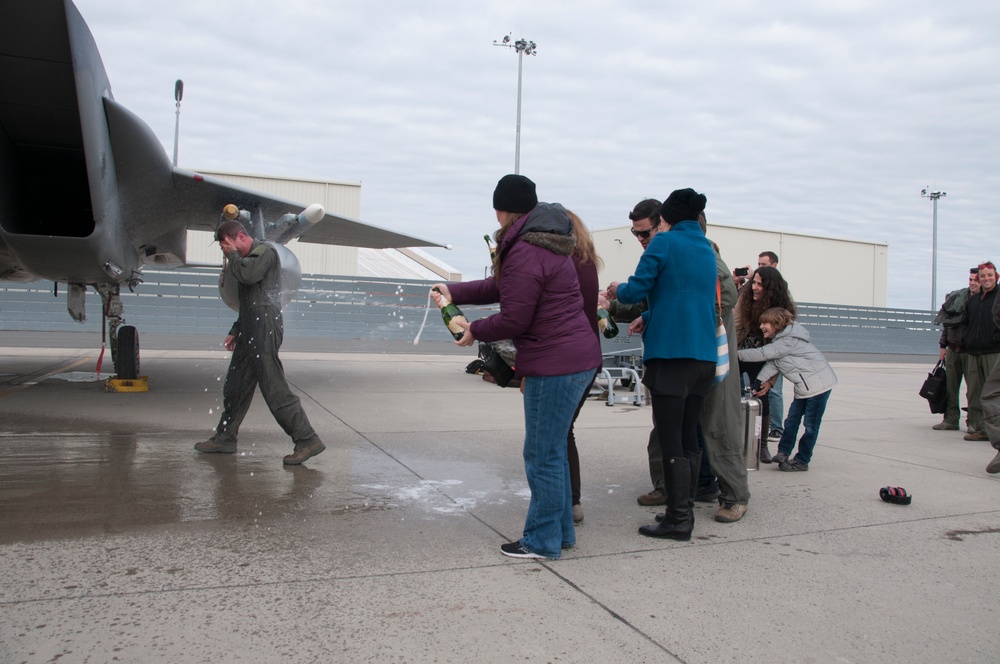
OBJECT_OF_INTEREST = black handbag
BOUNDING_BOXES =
[918,360,947,414]
[478,342,515,388]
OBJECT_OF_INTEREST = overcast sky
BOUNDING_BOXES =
[74,0,998,310]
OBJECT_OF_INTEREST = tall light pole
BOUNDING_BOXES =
[172,80,184,167]
[921,187,946,311]
[494,34,537,174]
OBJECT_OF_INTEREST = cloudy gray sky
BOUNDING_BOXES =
[75,0,998,310]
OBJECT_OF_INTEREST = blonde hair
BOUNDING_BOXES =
[759,307,795,331]
[567,209,603,270]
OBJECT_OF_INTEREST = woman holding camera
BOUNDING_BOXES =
[433,175,601,560]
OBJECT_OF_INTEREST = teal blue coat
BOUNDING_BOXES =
[615,220,717,364]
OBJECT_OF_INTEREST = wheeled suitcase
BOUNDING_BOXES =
[741,387,762,471]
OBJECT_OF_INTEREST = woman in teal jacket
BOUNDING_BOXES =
[608,188,717,540]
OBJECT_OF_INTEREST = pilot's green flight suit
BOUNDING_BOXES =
[210,240,320,450]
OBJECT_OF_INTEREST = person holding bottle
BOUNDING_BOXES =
[432,175,601,560]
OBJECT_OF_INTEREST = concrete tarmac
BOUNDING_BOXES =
[0,335,998,663]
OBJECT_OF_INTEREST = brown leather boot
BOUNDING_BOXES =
[194,439,237,454]
[283,439,326,465]
[759,441,773,464]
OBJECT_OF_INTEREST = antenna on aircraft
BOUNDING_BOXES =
[172,79,184,167]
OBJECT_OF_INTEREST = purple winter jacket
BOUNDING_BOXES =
[448,203,602,378]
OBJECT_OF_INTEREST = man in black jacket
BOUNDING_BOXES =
[982,290,1000,473]
[961,262,1000,441]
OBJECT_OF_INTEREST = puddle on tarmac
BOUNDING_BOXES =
[51,372,115,382]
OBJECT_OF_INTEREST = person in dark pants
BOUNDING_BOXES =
[609,188,718,541]
[602,198,665,507]
[195,220,325,465]
[565,210,603,524]
[962,261,1000,440]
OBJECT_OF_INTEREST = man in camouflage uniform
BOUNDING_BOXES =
[932,269,979,431]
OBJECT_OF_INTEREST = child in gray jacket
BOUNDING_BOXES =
[737,307,837,471]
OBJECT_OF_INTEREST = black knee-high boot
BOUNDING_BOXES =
[655,450,701,523]
[640,457,693,540]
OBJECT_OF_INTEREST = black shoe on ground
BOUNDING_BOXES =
[694,487,721,503]
[639,519,692,541]
[771,452,788,465]
[768,429,783,440]
[283,439,326,465]
[500,541,552,559]
[194,439,237,454]
[778,459,809,472]
[759,443,773,464]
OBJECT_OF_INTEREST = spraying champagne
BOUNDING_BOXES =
[433,287,468,341]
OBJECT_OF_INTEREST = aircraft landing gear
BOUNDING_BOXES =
[96,284,140,380]
[115,324,140,380]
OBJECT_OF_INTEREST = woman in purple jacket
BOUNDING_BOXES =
[433,175,602,560]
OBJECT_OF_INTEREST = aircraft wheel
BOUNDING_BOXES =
[115,325,140,379]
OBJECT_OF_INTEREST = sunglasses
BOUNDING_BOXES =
[630,225,658,239]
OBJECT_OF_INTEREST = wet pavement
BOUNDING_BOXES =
[1,335,998,663]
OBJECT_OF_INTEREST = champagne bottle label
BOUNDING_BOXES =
[596,307,619,339]
[443,305,467,338]
[434,287,466,340]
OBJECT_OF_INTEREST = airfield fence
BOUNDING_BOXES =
[1,269,938,355]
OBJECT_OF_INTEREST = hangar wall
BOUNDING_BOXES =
[183,170,363,276]
[593,222,888,307]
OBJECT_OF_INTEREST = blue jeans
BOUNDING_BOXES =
[777,389,832,464]
[520,369,594,558]
[768,378,784,435]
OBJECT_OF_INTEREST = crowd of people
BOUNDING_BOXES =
[432,174,838,559]
[194,172,992,562]
[932,262,1000,474]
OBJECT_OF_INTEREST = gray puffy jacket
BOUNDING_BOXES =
[737,322,837,398]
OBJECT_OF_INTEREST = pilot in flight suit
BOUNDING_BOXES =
[195,221,325,465]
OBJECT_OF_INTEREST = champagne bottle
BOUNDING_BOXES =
[596,307,619,339]
[483,234,496,260]
[433,287,467,341]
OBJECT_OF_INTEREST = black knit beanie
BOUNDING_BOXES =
[493,174,538,213]
[659,188,707,226]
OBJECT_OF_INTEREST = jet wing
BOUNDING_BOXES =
[169,169,445,249]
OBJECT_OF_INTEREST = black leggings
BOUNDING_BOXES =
[650,393,705,460]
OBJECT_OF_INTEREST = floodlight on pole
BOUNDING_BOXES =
[921,187,946,311]
[494,34,537,174]
[172,79,184,167]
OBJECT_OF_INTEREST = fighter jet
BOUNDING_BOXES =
[0,0,444,379]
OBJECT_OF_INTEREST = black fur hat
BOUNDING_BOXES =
[659,188,707,225]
